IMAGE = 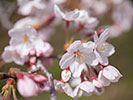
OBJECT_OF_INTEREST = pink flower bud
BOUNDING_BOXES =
[17,75,39,98]
[30,75,47,83]
[30,57,37,64]
[29,50,36,56]
[61,69,71,82]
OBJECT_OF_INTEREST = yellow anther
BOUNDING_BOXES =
[76,52,86,63]
[23,36,29,42]
[100,43,108,53]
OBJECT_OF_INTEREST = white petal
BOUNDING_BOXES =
[18,3,33,15]
[98,71,111,86]
[84,52,98,66]
[80,81,95,93]
[59,53,74,69]
[81,41,95,53]
[94,31,99,43]
[98,29,109,45]
[98,43,115,57]
[67,40,81,53]
[54,4,64,18]
[64,9,80,21]
[99,54,108,65]
[70,62,86,77]
[103,67,115,80]
[62,83,74,98]
[2,46,14,63]
[93,80,103,88]
[107,66,122,82]
[73,86,83,99]
[69,77,81,87]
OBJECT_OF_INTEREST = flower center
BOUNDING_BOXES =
[75,51,86,63]
[100,43,108,53]
[23,36,29,43]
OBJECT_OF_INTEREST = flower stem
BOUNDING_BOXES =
[37,60,58,100]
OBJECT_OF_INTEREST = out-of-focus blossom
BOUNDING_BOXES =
[54,4,80,21]
[17,72,49,98]
[2,46,28,65]
[81,0,108,16]
[94,29,115,65]
[34,42,54,57]
[14,17,54,41]
[17,0,46,16]
[75,10,99,33]
[8,26,38,57]
[17,74,39,98]
[110,1,133,37]
[9,26,54,58]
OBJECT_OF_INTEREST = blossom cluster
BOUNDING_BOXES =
[55,29,122,99]
[0,0,130,100]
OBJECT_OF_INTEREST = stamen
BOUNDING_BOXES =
[23,36,29,42]
[75,52,86,63]
[100,43,108,53]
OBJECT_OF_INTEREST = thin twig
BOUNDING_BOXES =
[37,60,58,100]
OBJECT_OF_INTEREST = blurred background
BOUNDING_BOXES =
[0,0,133,100]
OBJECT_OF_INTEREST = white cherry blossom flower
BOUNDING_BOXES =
[54,80,74,98]
[75,10,99,30]
[98,65,122,86]
[2,46,28,65]
[54,4,80,21]
[14,17,54,41]
[98,65,122,84]
[73,81,95,98]
[17,0,46,16]
[81,0,108,15]
[94,29,115,65]
[59,40,98,77]
[8,26,39,57]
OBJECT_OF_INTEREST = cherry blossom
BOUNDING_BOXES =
[59,40,98,77]
[75,10,99,32]
[94,29,115,65]
[17,0,46,16]
[98,65,122,84]
[54,4,80,21]
[73,81,95,98]
[2,46,29,65]
[54,80,74,98]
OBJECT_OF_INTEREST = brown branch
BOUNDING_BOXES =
[37,60,58,100]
